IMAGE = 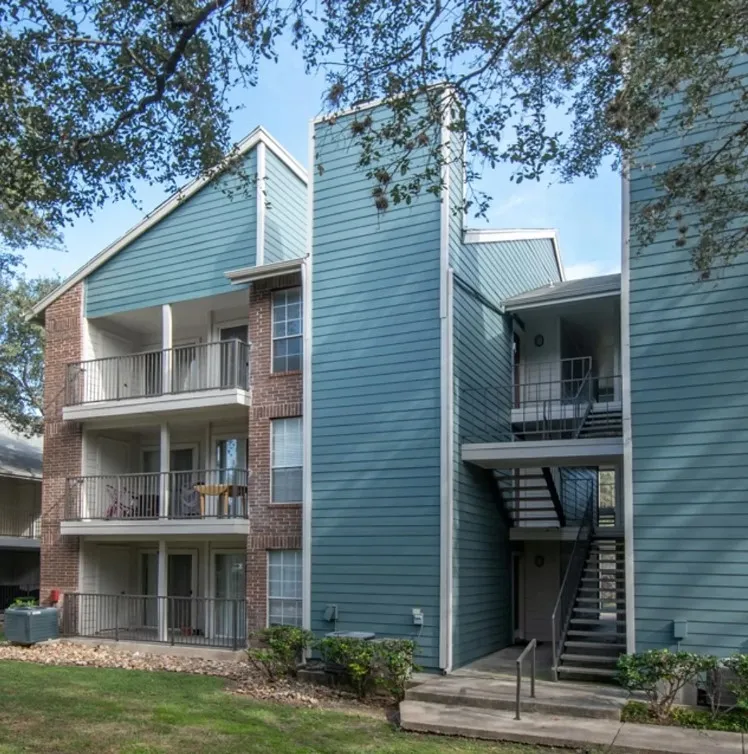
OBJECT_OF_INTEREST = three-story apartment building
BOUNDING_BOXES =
[34,88,748,679]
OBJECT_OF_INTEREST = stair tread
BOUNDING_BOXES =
[570,618,626,625]
[560,654,619,664]
[557,666,618,678]
[565,641,626,649]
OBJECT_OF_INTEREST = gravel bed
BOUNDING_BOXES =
[0,640,373,710]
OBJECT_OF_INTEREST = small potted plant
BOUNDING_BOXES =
[4,598,59,645]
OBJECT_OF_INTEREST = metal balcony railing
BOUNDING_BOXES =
[65,468,249,521]
[461,356,622,442]
[65,340,250,406]
[61,593,247,649]
[0,509,41,538]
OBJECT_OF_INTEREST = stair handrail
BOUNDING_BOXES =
[515,638,537,720]
[550,490,595,681]
[572,364,593,438]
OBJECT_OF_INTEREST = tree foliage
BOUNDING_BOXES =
[0,274,59,436]
[1,0,747,271]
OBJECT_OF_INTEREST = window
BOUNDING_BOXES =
[271,417,302,503]
[268,550,302,627]
[272,288,302,372]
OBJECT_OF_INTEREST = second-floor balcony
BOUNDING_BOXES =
[63,340,251,422]
[0,508,41,544]
[61,468,250,537]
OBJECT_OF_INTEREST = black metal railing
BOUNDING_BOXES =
[0,509,41,538]
[0,584,39,611]
[61,593,247,650]
[65,469,249,521]
[462,357,622,443]
[65,340,251,406]
[551,493,594,681]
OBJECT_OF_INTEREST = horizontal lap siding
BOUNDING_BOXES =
[264,151,307,263]
[86,150,258,317]
[311,110,442,669]
[630,75,748,654]
[451,182,560,668]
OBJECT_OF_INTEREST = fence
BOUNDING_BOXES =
[61,593,248,649]
[66,340,250,405]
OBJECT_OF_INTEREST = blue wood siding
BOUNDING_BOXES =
[311,108,443,669]
[630,61,748,654]
[86,149,258,317]
[264,150,307,263]
[451,208,561,666]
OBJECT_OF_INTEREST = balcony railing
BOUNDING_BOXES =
[61,593,247,650]
[462,356,622,442]
[65,468,249,521]
[65,339,250,406]
[0,509,41,538]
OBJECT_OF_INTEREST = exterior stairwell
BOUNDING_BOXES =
[577,406,623,439]
[495,468,565,527]
[556,534,626,681]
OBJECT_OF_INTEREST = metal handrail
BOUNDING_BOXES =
[516,638,537,720]
[550,491,595,681]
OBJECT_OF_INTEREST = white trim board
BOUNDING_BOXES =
[61,519,250,538]
[464,228,565,282]
[225,257,305,286]
[32,127,307,321]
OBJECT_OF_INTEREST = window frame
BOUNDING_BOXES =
[270,417,303,505]
[266,549,302,628]
[271,287,303,374]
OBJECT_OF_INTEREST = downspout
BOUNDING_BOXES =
[621,163,636,654]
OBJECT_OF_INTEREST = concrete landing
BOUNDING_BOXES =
[406,671,629,720]
[400,700,744,754]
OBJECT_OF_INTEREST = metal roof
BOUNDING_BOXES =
[503,273,620,311]
[0,423,42,480]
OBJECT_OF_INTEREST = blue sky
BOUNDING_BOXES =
[21,44,622,283]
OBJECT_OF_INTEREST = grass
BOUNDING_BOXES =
[0,661,577,754]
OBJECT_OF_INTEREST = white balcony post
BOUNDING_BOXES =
[162,304,173,393]
[158,540,168,642]
[159,423,170,518]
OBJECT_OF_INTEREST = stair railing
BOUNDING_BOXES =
[572,366,594,438]
[550,491,595,681]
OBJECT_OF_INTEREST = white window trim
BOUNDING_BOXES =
[271,287,303,374]
[266,549,302,628]
[269,417,303,505]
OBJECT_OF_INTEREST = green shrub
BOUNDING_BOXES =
[617,650,718,720]
[318,636,419,701]
[724,654,748,712]
[247,625,314,682]
[10,597,37,608]
[318,636,378,698]
[374,639,419,702]
[621,700,748,733]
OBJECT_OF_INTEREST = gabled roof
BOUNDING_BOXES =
[0,422,42,480]
[503,273,621,311]
[31,127,307,321]
[463,228,565,282]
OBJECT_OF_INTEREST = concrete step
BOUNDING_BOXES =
[404,678,627,721]
[576,597,626,606]
[567,629,626,639]
[570,618,626,626]
[557,666,618,679]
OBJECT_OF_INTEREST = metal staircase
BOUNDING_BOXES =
[556,534,626,680]
[577,406,623,439]
[495,468,564,527]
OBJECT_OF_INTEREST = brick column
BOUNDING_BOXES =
[40,285,83,606]
[247,280,302,630]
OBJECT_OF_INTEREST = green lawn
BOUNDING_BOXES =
[0,661,571,754]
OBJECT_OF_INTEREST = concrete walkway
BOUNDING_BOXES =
[400,700,745,753]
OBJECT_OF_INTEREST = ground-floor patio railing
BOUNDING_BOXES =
[0,584,39,611]
[61,593,247,650]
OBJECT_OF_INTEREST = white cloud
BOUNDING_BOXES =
[564,261,621,280]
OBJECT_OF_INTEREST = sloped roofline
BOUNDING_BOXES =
[31,127,307,320]
[463,228,565,282]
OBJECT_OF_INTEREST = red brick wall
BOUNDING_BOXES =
[246,280,303,630]
[40,285,83,605]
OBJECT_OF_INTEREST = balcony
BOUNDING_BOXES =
[0,508,41,548]
[461,357,623,470]
[63,340,251,423]
[61,468,250,536]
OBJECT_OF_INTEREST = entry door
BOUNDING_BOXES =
[168,554,194,630]
[214,553,246,638]
[219,326,248,388]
